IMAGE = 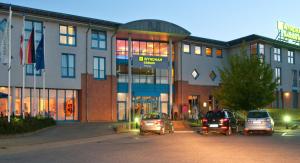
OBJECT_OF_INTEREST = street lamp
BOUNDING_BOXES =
[283,115,291,129]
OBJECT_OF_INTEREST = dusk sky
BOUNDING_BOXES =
[1,0,299,41]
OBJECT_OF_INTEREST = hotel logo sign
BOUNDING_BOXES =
[133,55,168,69]
[277,21,300,44]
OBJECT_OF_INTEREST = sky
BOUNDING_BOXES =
[1,0,300,41]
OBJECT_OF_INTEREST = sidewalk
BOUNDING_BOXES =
[0,122,117,147]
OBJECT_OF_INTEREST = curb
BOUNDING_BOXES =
[0,125,56,139]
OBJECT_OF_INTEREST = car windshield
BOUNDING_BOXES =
[247,111,269,118]
[142,114,161,120]
[206,111,225,119]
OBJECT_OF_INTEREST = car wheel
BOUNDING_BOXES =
[267,131,273,136]
[160,127,165,135]
[226,127,232,136]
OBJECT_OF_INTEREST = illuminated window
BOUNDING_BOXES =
[147,42,154,55]
[273,48,281,62]
[288,50,295,64]
[132,41,139,55]
[183,44,190,53]
[59,25,76,46]
[91,30,106,50]
[216,49,222,57]
[194,46,201,55]
[205,47,212,56]
[160,43,168,57]
[275,67,281,85]
[116,40,127,59]
[250,43,257,55]
[140,42,147,55]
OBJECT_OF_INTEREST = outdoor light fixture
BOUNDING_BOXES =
[284,92,290,98]
[283,115,291,129]
[203,102,207,107]
[134,117,140,123]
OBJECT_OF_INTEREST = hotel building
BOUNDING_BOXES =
[0,3,299,122]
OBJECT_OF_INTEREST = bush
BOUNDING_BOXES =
[0,116,56,135]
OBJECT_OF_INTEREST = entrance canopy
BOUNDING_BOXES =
[117,19,191,42]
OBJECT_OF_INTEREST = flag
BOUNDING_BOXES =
[36,34,44,70]
[25,28,35,64]
[19,34,24,65]
[0,18,9,64]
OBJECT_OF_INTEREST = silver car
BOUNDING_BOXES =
[140,113,174,135]
[244,110,274,135]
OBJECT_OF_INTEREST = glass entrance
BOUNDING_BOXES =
[133,96,159,116]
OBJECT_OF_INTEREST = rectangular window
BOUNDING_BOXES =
[25,20,42,76]
[59,25,76,46]
[194,46,201,55]
[288,50,295,64]
[273,48,281,62]
[258,43,264,63]
[205,47,212,56]
[275,67,281,85]
[250,43,257,55]
[91,30,106,50]
[61,54,75,78]
[216,49,222,57]
[93,57,106,79]
[292,70,297,87]
[183,44,190,53]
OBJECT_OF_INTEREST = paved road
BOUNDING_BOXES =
[1,130,300,163]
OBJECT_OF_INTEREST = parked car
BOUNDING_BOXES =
[140,113,174,135]
[202,110,239,136]
[244,110,274,136]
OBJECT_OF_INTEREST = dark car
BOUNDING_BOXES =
[202,110,239,136]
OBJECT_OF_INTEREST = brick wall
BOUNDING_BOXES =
[79,74,117,122]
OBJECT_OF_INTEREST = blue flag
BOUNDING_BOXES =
[36,34,45,70]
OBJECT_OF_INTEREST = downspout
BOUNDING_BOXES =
[111,31,117,121]
[85,24,91,122]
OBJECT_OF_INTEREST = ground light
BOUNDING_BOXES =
[283,115,291,129]
[134,117,140,129]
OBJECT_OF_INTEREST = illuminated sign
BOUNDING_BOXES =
[132,55,168,69]
[277,21,300,44]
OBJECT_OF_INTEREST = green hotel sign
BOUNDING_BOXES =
[132,55,168,69]
[277,21,300,43]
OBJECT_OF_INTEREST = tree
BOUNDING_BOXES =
[213,45,278,111]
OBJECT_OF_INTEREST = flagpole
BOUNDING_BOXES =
[7,6,12,123]
[42,26,46,117]
[22,15,25,119]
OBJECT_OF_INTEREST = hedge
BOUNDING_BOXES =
[0,116,56,135]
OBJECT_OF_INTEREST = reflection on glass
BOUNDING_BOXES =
[57,90,65,120]
[74,91,78,120]
[66,90,74,120]
[49,90,56,120]
[15,88,21,116]
[24,89,31,116]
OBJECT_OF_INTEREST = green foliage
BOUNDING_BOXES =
[266,108,300,125]
[213,44,278,111]
[0,116,56,135]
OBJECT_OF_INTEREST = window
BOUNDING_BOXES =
[192,69,199,80]
[209,71,217,81]
[273,48,281,62]
[93,57,106,79]
[292,70,297,87]
[216,49,222,58]
[258,44,264,63]
[91,30,106,50]
[61,54,75,78]
[25,20,42,76]
[194,46,201,55]
[59,25,76,46]
[288,50,295,64]
[250,43,257,55]
[183,44,190,53]
[205,47,212,56]
[275,67,281,85]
